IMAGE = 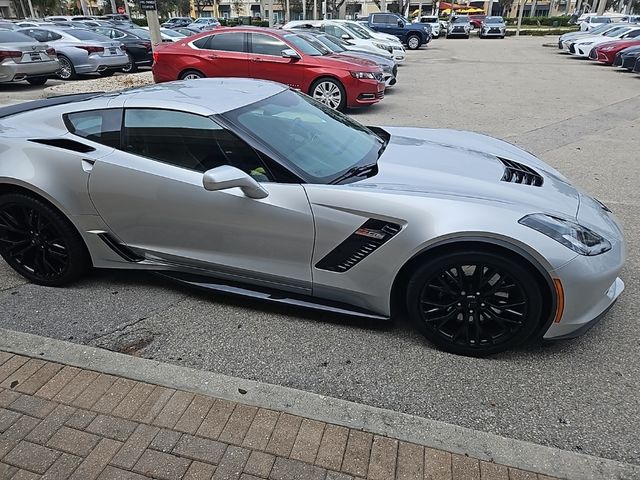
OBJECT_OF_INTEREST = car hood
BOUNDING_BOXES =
[621,45,640,54]
[319,53,379,70]
[354,127,580,218]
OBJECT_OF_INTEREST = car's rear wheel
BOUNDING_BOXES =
[26,77,47,86]
[56,55,76,80]
[180,69,205,80]
[0,194,91,286]
[406,34,421,50]
[406,250,543,356]
[310,78,346,111]
[122,53,138,73]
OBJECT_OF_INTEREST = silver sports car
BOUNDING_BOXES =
[0,79,625,356]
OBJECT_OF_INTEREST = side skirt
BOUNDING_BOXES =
[157,271,390,321]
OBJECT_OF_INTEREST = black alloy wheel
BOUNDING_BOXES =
[406,250,543,356]
[0,194,90,286]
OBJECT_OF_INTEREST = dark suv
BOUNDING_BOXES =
[364,13,430,49]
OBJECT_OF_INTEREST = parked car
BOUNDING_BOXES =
[478,16,506,38]
[125,27,174,44]
[558,22,628,50]
[0,21,18,30]
[447,15,471,38]
[468,14,486,29]
[285,21,396,59]
[363,12,430,49]
[580,15,612,31]
[415,16,441,38]
[152,27,385,111]
[17,26,128,80]
[77,20,116,28]
[91,26,152,72]
[0,78,626,356]
[633,55,640,72]
[570,26,640,57]
[0,30,59,85]
[330,20,406,62]
[173,27,202,36]
[294,30,398,87]
[162,17,194,28]
[188,17,221,32]
[613,44,640,69]
[591,37,640,64]
[101,14,131,22]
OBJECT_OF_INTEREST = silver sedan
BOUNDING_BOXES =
[0,79,625,357]
[17,26,128,80]
[0,30,60,85]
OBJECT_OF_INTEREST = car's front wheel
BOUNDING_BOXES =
[0,194,91,286]
[56,55,76,80]
[406,34,421,50]
[310,78,346,111]
[122,53,138,73]
[406,250,543,356]
[180,69,205,80]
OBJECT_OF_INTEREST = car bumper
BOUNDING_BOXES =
[392,49,406,62]
[596,50,615,64]
[634,59,640,73]
[347,78,385,107]
[448,29,469,36]
[74,53,129,74]
[0,59,60,83]
[621,55,638,69]
[480,29,505,36]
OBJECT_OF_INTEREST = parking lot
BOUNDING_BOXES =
[1,35,639,466]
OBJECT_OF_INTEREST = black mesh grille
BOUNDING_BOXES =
[373,72,384,82]
[316,219,402,273]
[499,158,544,187]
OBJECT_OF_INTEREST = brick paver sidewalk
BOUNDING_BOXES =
[0,351,559,480]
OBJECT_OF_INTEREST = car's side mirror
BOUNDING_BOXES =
[341,33,352,40]
[203,165,269,199]
[397,20,404,27]
[281,48,300,60]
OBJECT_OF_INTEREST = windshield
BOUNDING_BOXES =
[452,16,470,24]
[309,34,344,52]
[591,17,610,23]
[0,30,34,42]
[129,28,151,39]
[422,17,438,23]
[223,90,383,183]
[485,17,503,24]
[284,33,325,55]
[589,23,616,34]
[604,26,629,36]
[341,23,369,39]
[161,28,184,37]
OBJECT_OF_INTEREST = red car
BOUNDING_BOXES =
[152,27,385,111]
[594,38,640,64]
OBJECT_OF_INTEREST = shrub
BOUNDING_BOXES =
[505,16,572,27]
[132,18,148,26]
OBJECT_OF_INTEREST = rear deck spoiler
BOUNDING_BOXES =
[0,92,105,120]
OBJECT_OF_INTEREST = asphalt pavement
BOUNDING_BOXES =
[0,37,639,466]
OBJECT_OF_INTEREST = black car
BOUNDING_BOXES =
[615,45,640,70]
[91,26,152,73]
[162,17,194,28]
[172,26,201,36]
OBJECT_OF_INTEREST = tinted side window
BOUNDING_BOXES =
[192,35,211,48]
[65,109,122,149]
[207,32,245,52]
[371,14,384,23]
[323,25,343,37]
[250,33,288,56]
[122,109,271,179]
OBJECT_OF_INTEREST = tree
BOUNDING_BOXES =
[231,0,242,14]
[192,0,215,15]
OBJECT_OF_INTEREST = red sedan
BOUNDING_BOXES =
[152,27,385,111]
[594,38,640,64]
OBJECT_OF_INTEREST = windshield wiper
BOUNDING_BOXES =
[330,163,378,185]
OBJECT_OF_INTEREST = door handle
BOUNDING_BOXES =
[251,57,262,62]
[207,54,218,59]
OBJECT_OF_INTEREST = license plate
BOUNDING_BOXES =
[109,48,117,54]
[377,83,385,93]
[29,53,41,61]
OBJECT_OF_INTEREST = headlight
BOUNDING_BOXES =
[581,41,594,45]
[423,27,429,32]
[373,42,387,50]
[519,213,612,256]
[351,71,376,79]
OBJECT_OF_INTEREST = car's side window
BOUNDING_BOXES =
[122,109,272,180]
[371,14,383,23]
[323,25,342,38]
[46,31,62,41]
[250,33,288,56]
[65,109,122,149]
[205,32,246,52]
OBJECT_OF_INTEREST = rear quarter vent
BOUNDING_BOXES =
[29,138,96,154]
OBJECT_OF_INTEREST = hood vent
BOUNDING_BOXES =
[499,158,543,187]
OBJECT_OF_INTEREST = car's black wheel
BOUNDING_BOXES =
[26,76,48,86]
[0,194,91,286]
[98,70,115,77]
[180,69,205,80]
[406,34,421,50]
[122,53,138,73]
[406,250,543,356]
[310,77,347,111]
[56,55,76,80]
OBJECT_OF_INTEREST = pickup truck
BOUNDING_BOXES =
[363,13,431,50]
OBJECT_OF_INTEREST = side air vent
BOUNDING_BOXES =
[316,219,402,273]
[29,138,96,153]
[499,158,543,187]
[97,233,144,262]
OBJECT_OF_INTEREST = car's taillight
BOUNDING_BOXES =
[46,47,56,56]
[153,50,159,63]
[0,50,22,61]
[76,45,104,54]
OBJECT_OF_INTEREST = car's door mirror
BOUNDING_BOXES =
[397,19,404,27]
[341,33,352,40]
[203,165,269,199]
[281,48,300,59]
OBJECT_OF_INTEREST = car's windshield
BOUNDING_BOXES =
[161,28,184,37]
[344,22,373,38]
[223,90,383,183]
[129,28,151,39]
[604,26,630,36]
[421,17,438,23]
[589,23,616,34]
[591,16,610,23]
[290,33,331,54]
[339,23,368,39]
[308,34,344,52]
[0,30,34,42]
[485,17,503,24]
[283,33,325,55]
[452,16,470,24]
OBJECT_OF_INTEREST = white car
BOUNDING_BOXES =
[333,20,406,62]
[284,20,397,59]
[579,15,613,31]
[570,25,640,56]
[415,16,441,38]
[561,23,631,50]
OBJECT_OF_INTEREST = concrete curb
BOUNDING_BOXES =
[1,328,637,480]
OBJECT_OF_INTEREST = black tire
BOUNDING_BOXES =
[309,77,347,112]
[122,53,138,73]
[406,34,421,50]
[98,70,115,77]
[26,76,47,86]
[0,193,91,286]
[406,250,543,356]
[56,55,76,80]
[179,69,205,80]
